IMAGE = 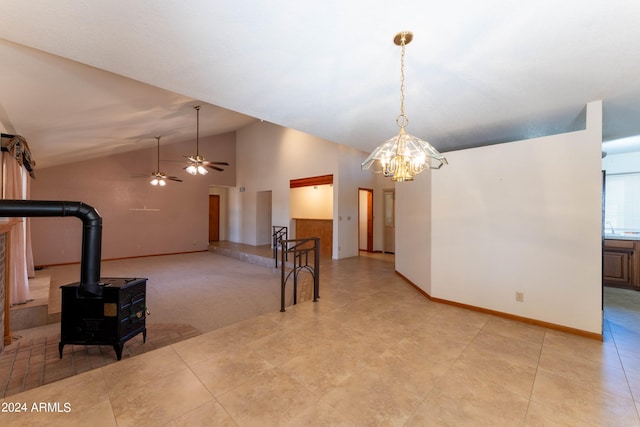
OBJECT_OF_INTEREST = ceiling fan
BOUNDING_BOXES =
[150,136,182,186]
[185,105,230,175]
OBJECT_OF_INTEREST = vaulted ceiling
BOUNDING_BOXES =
[1,1,639,168]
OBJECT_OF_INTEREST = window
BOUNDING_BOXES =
[605,172,640,232]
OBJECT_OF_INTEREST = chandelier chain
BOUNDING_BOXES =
[397,33,409,128]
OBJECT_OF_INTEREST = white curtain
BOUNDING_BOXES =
[1,135,36,305]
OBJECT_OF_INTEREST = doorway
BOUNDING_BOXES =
[383,190,395,253]
[209,195,220,242]
[358,189,373,252]
[290,175,334,257]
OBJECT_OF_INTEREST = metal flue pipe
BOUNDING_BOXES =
[0,200,103,295]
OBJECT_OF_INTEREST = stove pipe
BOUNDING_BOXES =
[0,200,102,295]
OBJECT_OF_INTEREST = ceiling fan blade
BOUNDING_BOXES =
[207,165,224,172]
[201,160,229,166]
[168,176,183,182]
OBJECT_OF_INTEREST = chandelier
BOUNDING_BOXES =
[362,31,447,182]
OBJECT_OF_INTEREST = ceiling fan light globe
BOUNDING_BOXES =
[159,179,166,186]
[197,165,208,175]
[186,164,197,175]
[150,178,159,186]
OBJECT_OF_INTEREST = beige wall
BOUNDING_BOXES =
[233,121,379,258]
[28,119,381,263]
[30,132,236,265]
[290,185,333,220]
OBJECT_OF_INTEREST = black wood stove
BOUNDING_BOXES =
[0,200,148,361]
[59,277,147,360]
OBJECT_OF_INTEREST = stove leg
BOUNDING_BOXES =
[114,344,123,361]
[143,328,147,343]
[58,342,64,359]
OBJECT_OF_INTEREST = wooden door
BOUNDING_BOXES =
[358,189,374,252]
[366,190,373,252]
[209,195,220,242]
[603,250,631,285]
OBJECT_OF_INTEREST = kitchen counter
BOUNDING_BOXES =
[604,233,640,241]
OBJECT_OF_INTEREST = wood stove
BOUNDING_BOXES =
[0,200,150,361]
[59,277,147,360]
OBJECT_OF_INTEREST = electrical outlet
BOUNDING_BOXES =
[515,292,524,302]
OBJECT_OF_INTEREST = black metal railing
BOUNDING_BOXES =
[272,226,288,267]
[280,237,320,312]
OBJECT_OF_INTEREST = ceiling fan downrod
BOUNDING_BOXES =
[195,105,200,157]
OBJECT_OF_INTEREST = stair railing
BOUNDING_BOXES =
[280,237,320,312]
[272,226,288,268]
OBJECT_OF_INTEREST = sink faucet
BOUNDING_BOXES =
[606,221,615,234]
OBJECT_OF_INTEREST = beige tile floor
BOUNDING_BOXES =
[1,249,639,426]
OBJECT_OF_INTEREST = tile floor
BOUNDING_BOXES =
[0,322,201,398]
[0,249,639,426]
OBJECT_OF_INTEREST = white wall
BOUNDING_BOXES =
[256,190,272,245]
[395,171,432,294]
[233,121,378,258]
[396,101,603,334]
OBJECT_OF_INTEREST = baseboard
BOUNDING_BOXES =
[395,270,603,341]
[35,250,209,269]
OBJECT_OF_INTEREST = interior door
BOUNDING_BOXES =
[209,195,220,242]
[359,189,374,252]
[366,190,373,252]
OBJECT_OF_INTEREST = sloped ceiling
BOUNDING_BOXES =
[1,1,640,168]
